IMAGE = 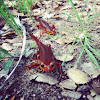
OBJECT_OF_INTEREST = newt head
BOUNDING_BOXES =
[40,61,55,71]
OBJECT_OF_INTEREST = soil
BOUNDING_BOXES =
[0,0,100,100]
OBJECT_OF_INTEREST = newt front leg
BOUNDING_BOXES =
[55,62,65,79]
[26,51,40,70]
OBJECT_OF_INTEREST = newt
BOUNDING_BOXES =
[35,17,55,36]
[26,32,63,78]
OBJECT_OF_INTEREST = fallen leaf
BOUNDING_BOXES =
[4,58,14,71]
[10,9,26,16]
[59,79,77,89]
[33,8,45,16]
[0,69,8,78]
[61,90,82,99]
[94,95,100,100]
[54,38,65,44]
[81,62,100,78]
[91,75,100,95]
[67,44,77,53]
[30,73,58,85]
[64,34,76,43]
[2,43,12,51]
[56,54,74,62]
[9,96,15,100]
[1,31,15,37]
[13,43,22,46]
[20,96,24,100]
[67,68,90,84]
[6,36,20,43]
[87,95,94,100]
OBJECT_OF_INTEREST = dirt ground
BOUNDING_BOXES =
[0,0,100,100]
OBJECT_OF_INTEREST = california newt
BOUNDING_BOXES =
[26,32,63,78]
[35,17,55,36]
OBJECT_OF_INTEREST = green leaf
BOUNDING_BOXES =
[25,48,33,57]
[30,43,36,48]
[85,47,100,68]
[0,47,11,56]
[76,46,84,64]
[0,55,3,59]
[69,0,83,30]
[4,58,14,70]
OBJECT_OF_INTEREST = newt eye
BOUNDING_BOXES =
[51,63,55,67]
[41,63,44,68]
[37,55,40,59]
[50,62,55,68]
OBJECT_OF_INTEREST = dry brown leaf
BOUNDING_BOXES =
[61,91,82,99]
[4,1,16,7]
[87,95,94,100]
[1,31,15,37]
[10,10,26,16]
[20,96,24,100]
[6,36,21,43]
[67,68,90,84]
[64,34,76,43]
[59,79,77,89]
[30,73,58,85]
[9,96,15,100]
[67,44,77,54]
[33,8,45,16]
[94,95,100,100]
[81,62,100,78]
[56,54,74,62]
[91,75,100,95]
[2,43,12,51]
[13,43,22,46]
[54,38,65,44]
[43,11,55,19]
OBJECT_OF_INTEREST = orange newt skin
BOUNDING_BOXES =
[26,32,63,78]
[35,17,55,36]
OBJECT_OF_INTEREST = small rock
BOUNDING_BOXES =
[30,73,59,85]
[2,43,12,51]
[59,79,77,89]
[61,90,82,99]
[67,68,90,84]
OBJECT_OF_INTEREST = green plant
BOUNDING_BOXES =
[0,0,23,71]
[14,0,34,14]
[0,0,27,72]
[0,0,27,89]
[0,0,21,35]
[62,0,100,68]
[0,48,18,70]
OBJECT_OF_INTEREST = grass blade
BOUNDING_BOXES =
[69,0,83,31]
[85,47,100,68]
